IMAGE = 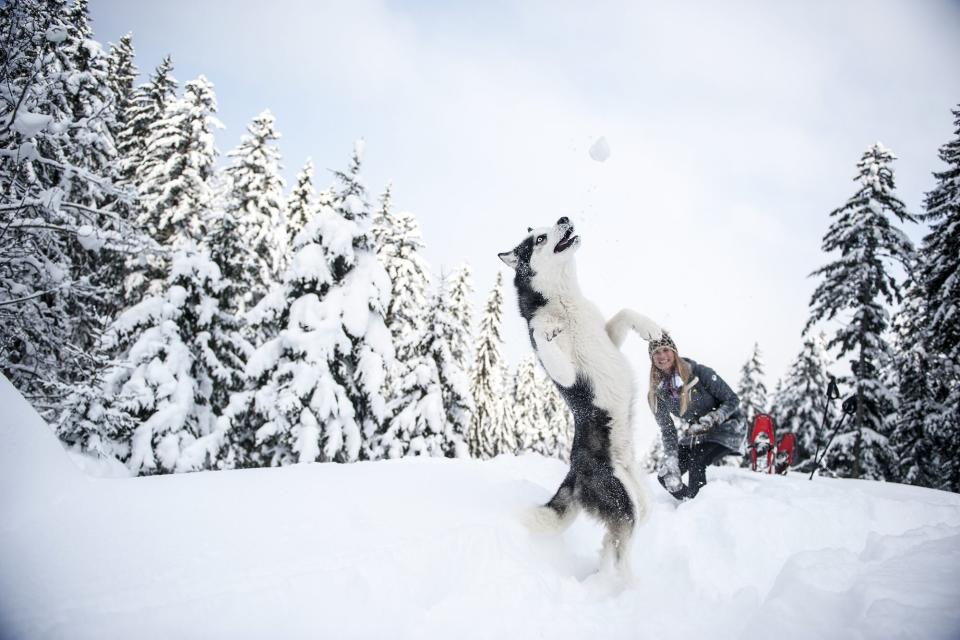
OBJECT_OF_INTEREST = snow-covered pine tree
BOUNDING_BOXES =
[913,104,960,492]
[88,244,248,474]
[115,55,177,190]
[138,75,222,248]
[737,342,768,426]
[54,0,115,208]
[0,0,139,415]
[539,370,573,460]
[106,33,137,146]
[447,263,475,373]
[237,142,393,465]
[94,32,141,317]
[772,333,835,469]
[112,55,177,306]
[468,273,515,458]
[423,270,472,457]
[371,187,425,364]
[46,0,129,356]
[770,377,784,414]
[805,142,916,480]
[286,158,318,253]
[215,109,286,316]
[370,189,447,458]
[512,354,550,456]
[501,365,518,452]
[889,268,936,488]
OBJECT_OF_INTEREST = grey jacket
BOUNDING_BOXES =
[653,358,745,458]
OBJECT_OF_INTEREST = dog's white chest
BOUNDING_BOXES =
[531,300,611,389]
[531,314,576,387]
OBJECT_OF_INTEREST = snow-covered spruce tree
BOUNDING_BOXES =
[539,370,573,460]
[423,270,472,457]
[115,55,177,190]
[236,142,393,466]
[771,333,835,470]
[106,33,137,148]
[138,75,222,248]
[501,366,517,452]
[0,0,139,414]
[447,263,475,373]
[285,158,318,255]
[112,55,177,305]
[215,109,286,316]
[44,0,130,351]
[737,342,768,426]
[512,354,550,456]
[370,189,450,458]
[88,244,248,474]
[805,142,915,480]
[889,269,937,488]
[468,273,515,458]
[92,32,141,317]
[912,104,960,492]
[53,0,115,208]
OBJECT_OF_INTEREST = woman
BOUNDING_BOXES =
[648,332,744,500]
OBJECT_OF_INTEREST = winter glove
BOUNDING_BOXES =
[691,411,721,434]
[657,456,682,493]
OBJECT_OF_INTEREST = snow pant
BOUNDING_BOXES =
[658,440,737,500]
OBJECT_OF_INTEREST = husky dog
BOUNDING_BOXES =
[499,217,662,578]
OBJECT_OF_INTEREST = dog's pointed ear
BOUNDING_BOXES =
[498,250,519,270]
[527,227,533,233]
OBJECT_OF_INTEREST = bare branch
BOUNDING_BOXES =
[0,287,57,307]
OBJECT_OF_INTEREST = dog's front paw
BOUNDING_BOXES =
[638,318,663,342]
[544,325,564,342]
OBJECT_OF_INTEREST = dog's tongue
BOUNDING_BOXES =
[555,228,575,252]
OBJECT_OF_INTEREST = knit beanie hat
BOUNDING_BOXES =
[648,331,678,358]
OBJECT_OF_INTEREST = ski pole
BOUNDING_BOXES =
[808,395,857,480]
[807,376,840,479]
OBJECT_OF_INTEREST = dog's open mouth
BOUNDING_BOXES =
[554,227,578,253]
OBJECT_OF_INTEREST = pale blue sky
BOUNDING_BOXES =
[89,0,960,441]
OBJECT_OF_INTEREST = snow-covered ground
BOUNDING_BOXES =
[2,376,959,640]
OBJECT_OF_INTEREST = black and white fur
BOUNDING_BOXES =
[499,217,662,579]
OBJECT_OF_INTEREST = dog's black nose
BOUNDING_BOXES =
[557,216,570,226]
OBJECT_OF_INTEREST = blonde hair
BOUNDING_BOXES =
[648,352,692,416]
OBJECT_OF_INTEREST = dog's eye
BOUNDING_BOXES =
[535,234,547,245]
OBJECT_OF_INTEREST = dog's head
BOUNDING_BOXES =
[498,217,580,318]
[498,216,580,276]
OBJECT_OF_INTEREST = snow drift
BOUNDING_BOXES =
[1,375,959,639]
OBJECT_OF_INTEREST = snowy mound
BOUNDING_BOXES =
[0,377,85,523]
[2,378,959,639]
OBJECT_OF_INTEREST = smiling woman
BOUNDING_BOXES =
[647,331,744,500]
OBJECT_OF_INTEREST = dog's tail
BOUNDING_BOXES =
[605,309,663,348]
[522,471,580,534]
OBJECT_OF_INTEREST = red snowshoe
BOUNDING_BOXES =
[749,414,776,474]
[775,432,796,475]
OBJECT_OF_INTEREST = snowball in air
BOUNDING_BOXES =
[589,136,610,162]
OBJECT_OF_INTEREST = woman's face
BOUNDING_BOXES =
[652,347,676,372]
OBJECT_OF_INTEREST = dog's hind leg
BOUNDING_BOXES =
[581,467,637,578]
[614,464,649,527]
[599,519,635,579]
[522,470,580,534]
